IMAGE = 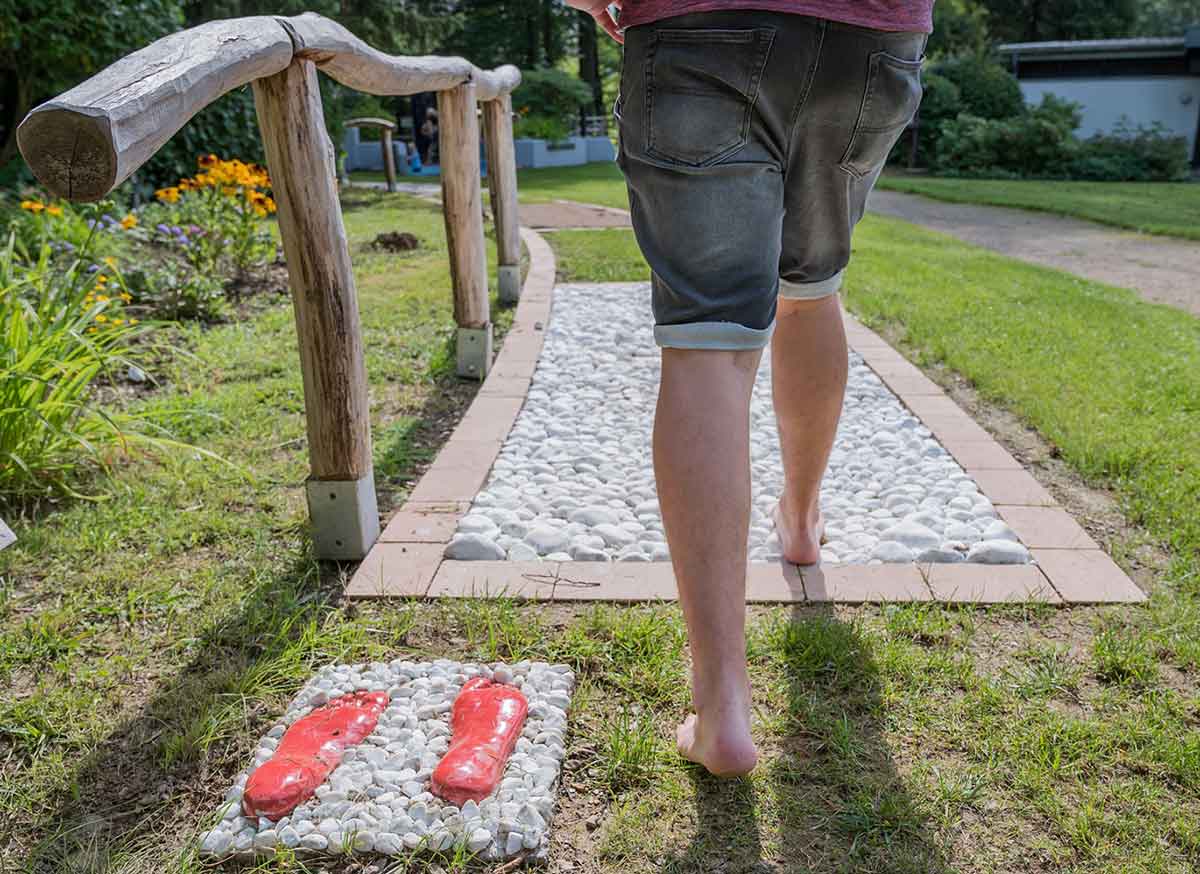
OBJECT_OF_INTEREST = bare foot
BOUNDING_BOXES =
[773,496,825,565]
[676,712,759,777]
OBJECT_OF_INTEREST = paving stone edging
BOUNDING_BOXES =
[345,229,1143,605]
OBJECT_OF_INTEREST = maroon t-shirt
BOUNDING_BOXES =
[619,0,933,33]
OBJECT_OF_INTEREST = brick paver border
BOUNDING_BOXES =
[345,228,1144,606]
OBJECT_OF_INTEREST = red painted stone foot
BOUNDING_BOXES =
[243,690,388,818]
[431,677,528,806]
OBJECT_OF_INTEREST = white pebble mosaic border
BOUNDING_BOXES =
[444,282,1031,566]
[198,659,574,863]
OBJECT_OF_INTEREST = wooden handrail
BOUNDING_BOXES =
[17,12,519,201]
[15,14,524,563]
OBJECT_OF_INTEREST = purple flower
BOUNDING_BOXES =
[86,219,99,230]
[177,234,190,246]
[101,213,116,226]
[61,242,75,252]
[188,224,201,234]
[156,223,170,235]
[87,264,101,273]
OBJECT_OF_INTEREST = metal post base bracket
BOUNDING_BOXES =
[306,474,381,561]
[456,324,494,380]
[497,265,521,305]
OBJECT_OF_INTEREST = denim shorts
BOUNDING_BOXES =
[615,11,927,349]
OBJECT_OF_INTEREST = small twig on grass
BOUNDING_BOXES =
[493,850,531,873]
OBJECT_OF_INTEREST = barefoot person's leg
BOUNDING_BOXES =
[654,348,761,776]
[771,294,848,564]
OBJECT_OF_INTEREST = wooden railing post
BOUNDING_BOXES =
[483,93,521,305]
[380,126,397,192]
[438,82,492,379]
[252,60,379,560]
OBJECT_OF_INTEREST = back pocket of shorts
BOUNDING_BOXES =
[839,52,924,178]
[645,27,774,167]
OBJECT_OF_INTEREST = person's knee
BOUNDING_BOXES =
[777,291,840,316]
[662,347,761,374]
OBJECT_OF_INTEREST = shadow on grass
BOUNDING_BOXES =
[664,603,950,873]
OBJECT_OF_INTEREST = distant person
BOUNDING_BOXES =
[420,108,439,164]
[568,0,932,777]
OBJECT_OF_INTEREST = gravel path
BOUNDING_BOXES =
[444,282,1030,566]
[869,189,1200,317]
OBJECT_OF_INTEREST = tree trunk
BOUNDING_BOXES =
[577,10,603,118]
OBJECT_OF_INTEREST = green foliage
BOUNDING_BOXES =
[931,55,1025,120]
[136,89,264,195]
[934,94,1080,177]
[1133,0,1200,35]
[933,96,1188,181]
[985,0,1140,41]
[513,114,572,143]
[0,208,168,501]
[1068,120,1191,182]
[513,68,592,125]
[0,0,185,166]
[927,0,991,58]
[442,0,573,69]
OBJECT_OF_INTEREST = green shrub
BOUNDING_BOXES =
[0,211,168,501]
[1067,119,1190,182]
[893,72,963,167]
[931,55,1025,120]
[512,68,591,127]
[513,114,573,143]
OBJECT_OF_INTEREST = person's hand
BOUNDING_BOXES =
[566,0,623,43]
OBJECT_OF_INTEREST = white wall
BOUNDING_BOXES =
[1018,77,1200,156]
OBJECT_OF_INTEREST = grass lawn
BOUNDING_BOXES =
[350,162,632,211]
[3,169,1199,873]
[876,174,1200,240]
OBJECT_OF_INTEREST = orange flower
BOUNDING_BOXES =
[198,153,218,168]
[46,205,63,217]
[120,214,137,229]
[20,199,44,213]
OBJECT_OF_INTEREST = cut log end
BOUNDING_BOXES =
[17,107,119,202]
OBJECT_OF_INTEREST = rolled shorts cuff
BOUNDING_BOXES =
[653,320,775,350]
[779,270,844,300]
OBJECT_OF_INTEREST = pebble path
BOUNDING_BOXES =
[200,659,574,862]
[445,282,1031,566]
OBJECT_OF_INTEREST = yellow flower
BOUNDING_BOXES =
[130,318,139,325]
[46,205,63,217]
[155,187,180,204]
[120,214,137,229]
[120,292,132,302]
[20,199,45,213]
[112,318,124,325]
[87,326,98,334]
[103,256,118,268]
[96,294,109,302]
[96,274,107,284]
[263,197,276,214]
[198,153,218,169]
[95,314,107,323]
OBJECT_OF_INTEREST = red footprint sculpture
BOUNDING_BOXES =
[243,690,388,818]
[431,677,528,805]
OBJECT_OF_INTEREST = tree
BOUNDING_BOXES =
[983,0,1139,42]
[577,10,603,118]
[442,0,574,69]
[1133,0,1200,35]
[0,0,184,167]
[928,0,991,57]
